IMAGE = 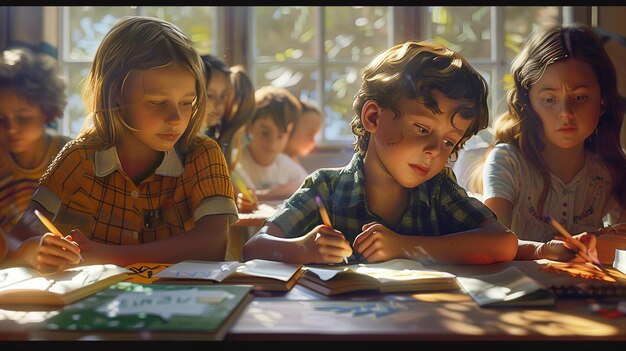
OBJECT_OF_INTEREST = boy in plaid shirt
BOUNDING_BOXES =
[243,41,518,265]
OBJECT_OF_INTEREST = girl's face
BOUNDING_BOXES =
[285,110,322,158]
[246,116,293,167]
[529,58,603,151]
[0,88,47,155]
[123,63,196,153]
[206,71,229,127]
[368,89,471,189]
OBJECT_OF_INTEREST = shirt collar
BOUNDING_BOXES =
[94,145,185,178]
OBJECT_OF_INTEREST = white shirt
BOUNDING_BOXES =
[482,143,625,242]
[232,145,308,191]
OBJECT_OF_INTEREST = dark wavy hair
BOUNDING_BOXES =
[0,47,67,123]
[350,40,489,157]
[492,23,626,213]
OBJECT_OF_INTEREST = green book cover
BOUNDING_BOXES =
[39,282,253,340]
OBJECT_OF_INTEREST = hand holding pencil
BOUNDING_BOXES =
[315,195,350,264]
[545,214,600,265]
[34,209,84,264]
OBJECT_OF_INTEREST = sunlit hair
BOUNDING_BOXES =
[252,85,302,133]
[350,40,489,157]
[221,65,257,170]
[79,16,207,152]
[0,47,66,123]
[492,22,626,213]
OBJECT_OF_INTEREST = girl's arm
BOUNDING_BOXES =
[71,214,230,266]
[242,222,352,264]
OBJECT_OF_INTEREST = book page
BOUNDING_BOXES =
[305,258,434,281]
[0,267,40,289]
[153,261,241,282]
[233,259,301,282]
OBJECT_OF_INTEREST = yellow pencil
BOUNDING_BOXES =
[34,209,84,262]
[315,195,348,264]
[232,173,255,203]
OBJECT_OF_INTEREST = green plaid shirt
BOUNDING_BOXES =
[268,153,495,261]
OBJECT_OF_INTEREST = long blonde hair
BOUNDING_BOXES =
[79,16,207,153]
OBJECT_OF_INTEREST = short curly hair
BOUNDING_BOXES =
[0,47,67,123]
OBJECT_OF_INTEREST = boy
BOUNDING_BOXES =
[243,41,518,265]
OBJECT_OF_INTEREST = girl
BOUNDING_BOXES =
[3,16,238,272]
[0,48,70,234]
[284,99,323,163]
[482,23,626,262]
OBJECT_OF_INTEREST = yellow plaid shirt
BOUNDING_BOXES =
[33,135,237,245]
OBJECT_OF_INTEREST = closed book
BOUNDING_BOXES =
[456,266,556,308]
[298,258,458,296]
[37,282,253,340]
[0,264,131,306]
[153,259,304,291]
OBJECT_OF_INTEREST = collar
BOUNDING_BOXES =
[94,145,185,178]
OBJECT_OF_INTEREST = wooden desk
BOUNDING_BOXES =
[2,260,626,341]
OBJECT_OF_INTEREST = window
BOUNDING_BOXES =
[58,6,575,143]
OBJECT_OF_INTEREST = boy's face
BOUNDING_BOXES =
[368,89,472,188]
[286,110,322,158]
[0,88,48,155]
[247,115,293,166]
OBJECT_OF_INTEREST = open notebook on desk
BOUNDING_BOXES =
[299,258,458,296]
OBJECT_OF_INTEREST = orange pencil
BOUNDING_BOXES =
[34,209,84,262]
[315,195,348,264]
[545,214,599,265]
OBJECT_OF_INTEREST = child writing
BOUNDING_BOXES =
[243,41,518,265]
[232,85,308,207]
[284,99,323,163]
[481,23,626,262]
[0,48,71,233]
[3,16,238,273]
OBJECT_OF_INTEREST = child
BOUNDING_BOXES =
[0,48,71,234]
[242,41,518,265]
[202,54,231,139]
[482,23,626,262]
[284,99,323,163]
[232,85,308,204]
[3,16,238,272]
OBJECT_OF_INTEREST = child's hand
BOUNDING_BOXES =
[536,232,598,262]
[16,233,82,274]
[237,191,259,213]
[353,222,406,263]
[301,224,352,264]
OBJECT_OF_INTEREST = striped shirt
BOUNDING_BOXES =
[32,135,237,245]
[0,134,70,232]
[269,153,495,261]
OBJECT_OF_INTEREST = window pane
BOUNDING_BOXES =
[324,64,361,142]
[426,6,492,59]
[143,6,216,55]
[254,63,319,100]
[324,6,390,64]
[504,7,561,61]
[66,6,136,61]
[65,63,91,137]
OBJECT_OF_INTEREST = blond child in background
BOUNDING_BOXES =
[284,99,323,164]
[232,86,308,207]
[0,48,71,233]
[4,16,237,273]
[243,41,518,265]
[481,23,626,262]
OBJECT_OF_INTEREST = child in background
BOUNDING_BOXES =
[202,54,231,139]
[232,85,308,205]
[481,23,626,261]
[0,48,71,233]
[4,16,237,272]
[243,41,518,265]
[284,99,323,165]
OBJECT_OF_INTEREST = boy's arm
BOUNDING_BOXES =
[407,218,518,265]
[242,222,352,264]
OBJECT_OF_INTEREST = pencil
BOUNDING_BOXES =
[232,172,255,203]
[315,195,348,264]
[34,209,84,262]
[545,214,599,265]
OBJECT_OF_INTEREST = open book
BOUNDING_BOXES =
[38,282,253,340]
[298,258,458,296]
[0,264,131,306]
[456,266,556,308]
[153,259,304,291]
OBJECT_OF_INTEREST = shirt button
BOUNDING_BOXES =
[131,191,139,198]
